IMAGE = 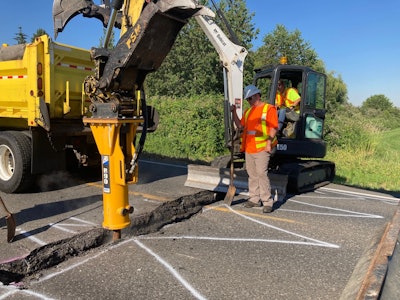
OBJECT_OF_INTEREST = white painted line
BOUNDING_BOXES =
[36,236,207,300]
[279,209,382,218]
[17,229,46,246]
[202,203,225,212]
[0,281,63,299]
[69,217,98,226]
[49,223,77,234]
[133,239,207,300]
[20,289,56,300]
[36,238,132,283]
[286,199,383,219]
[295,195,362,200]
[0,290,15,299]
[53,223,93,227]
[225,205,339,248]
[137,235,338,248]
[320,186,399,202]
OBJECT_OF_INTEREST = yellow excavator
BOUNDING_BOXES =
[53,0,335,239]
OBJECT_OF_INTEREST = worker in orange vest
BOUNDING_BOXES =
[231,85,278,213]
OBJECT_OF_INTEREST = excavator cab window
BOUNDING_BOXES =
[304,71,326,139]
[255,77,273,104]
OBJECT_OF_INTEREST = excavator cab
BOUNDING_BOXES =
[254,64,328,159]
[252,64,335,192]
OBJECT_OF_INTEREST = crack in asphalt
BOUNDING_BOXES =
[0,190,216,285]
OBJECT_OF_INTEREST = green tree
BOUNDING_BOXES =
[145,0,257,97]
[31,28,49,42]
[14,26,28,44]
[253,24,320,70]
[325,71,348,112]
[361,94,393,111]
[359,95,400,131]
[253,24,348,113]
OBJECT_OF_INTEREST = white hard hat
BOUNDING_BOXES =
[244,85,261,99]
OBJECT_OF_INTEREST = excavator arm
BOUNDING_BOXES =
[194,14,247,146]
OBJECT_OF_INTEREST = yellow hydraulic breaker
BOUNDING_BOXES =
[84,116,139,241]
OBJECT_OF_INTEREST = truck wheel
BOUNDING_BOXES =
[0,132,33,193]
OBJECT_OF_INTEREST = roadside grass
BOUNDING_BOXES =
[326,127,400,192]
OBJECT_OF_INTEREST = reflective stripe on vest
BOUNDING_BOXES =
[240,104,278,151]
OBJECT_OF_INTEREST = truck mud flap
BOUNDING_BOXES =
[185,164,288,201]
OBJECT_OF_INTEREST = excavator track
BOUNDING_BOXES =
[276,159,336,193]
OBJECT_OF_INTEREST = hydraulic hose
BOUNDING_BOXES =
[129,91,147,174]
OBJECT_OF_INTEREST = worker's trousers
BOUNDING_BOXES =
[245,150,273,208]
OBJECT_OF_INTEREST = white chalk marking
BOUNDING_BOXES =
[225,205,339,248]
[0,285,57,300]
[69,217,97,226]
[285,199,383,219]
[49,223,77,234]
[17,229,46,246]
[0,290,14,299]
[20,289,56,300]
[36,238,132,283]
[52,223,92,227]
[320,186,399,202]
[295,195,362,200]
[133,239,207,300]
[137,235,339,249]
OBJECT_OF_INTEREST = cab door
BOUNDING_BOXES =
[301,71,327,140]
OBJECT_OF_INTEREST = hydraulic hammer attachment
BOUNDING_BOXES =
[53,0,212,240]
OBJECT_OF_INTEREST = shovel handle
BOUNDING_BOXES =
[0,196,11,216]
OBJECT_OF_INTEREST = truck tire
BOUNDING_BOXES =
[0,131,33,193]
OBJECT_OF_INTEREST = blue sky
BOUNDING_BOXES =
[1,1,399,107]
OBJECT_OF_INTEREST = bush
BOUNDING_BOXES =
[144,94,228,161]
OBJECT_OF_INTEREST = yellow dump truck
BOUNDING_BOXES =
[0,35,97,193]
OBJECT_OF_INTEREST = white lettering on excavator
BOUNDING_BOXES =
[102,155,110,193]
[212,28,227,46]
[277,144,287,151]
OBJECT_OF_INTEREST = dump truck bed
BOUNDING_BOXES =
[0,35,94,130]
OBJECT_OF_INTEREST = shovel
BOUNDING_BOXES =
[224,111,236,205]
[0,196,16,243]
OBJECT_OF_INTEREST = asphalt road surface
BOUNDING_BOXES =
[0,159,399,299]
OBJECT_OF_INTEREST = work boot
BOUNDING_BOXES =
[243,201,261,208]
[263,206,273,213]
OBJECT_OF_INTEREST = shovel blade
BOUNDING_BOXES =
[5,214,16,243]
[223,184,236,206]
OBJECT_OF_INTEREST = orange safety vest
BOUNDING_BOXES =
[275,92,285,108]
[240,103,278,153]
